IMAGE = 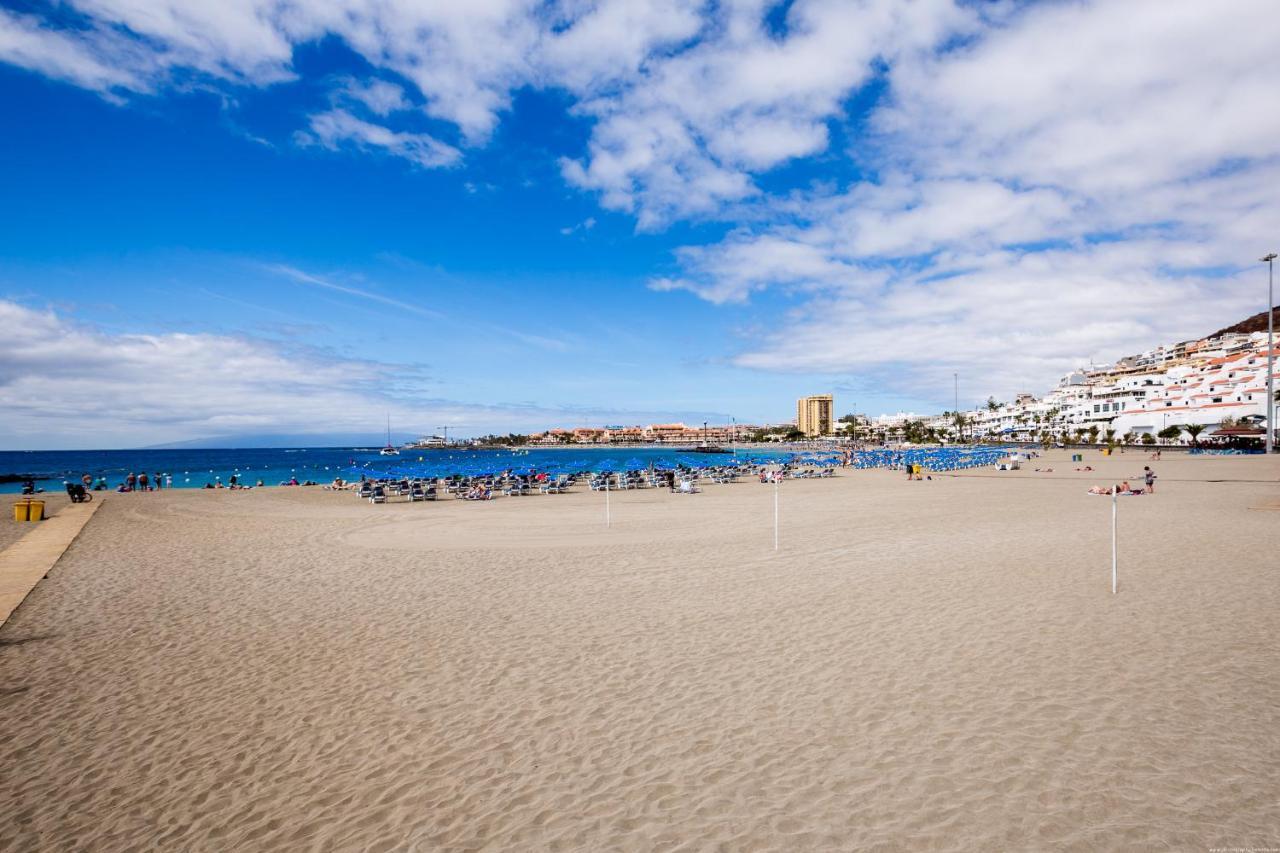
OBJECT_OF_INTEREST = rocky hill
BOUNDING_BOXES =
[1208,307,1280,338]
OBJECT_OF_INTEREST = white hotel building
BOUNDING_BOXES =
[958,331,1277,442]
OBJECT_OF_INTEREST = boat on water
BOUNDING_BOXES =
[379,415,400,456]
[689,443,730,454]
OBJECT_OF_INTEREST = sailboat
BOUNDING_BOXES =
[379,415,400,456]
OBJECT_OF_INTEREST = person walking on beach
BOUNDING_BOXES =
[1144,466,1157,494]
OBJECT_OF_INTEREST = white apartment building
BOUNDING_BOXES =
[913,330,1277,443]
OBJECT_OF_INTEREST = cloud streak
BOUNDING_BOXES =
[264,264,446,320]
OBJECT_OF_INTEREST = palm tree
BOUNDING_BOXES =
[1087,425,1100,445]
[1103,428,1116,449]
[1184,423,1205,447]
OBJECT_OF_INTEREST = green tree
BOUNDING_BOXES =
[1141,432,1156,446]
[902,420,929,444]
[1087,425,1100,445]
[1183,423,1205,447]
[1157,425,1182,443]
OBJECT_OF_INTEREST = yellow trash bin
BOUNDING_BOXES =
[13,499,44,522]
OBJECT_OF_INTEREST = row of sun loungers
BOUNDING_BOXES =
[350,464,837,505]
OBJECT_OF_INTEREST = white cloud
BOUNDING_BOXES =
[560,0,972,227]
[337,77,410,116]
[0,299,696,448]
[297,108,461,169]
[731,243,1261,398]
[877,0,1280,194]
[558,216,596,236]
[0,8,155,94]
[0,298,411,447]
[652,0,1280,402]
[1,1,970,217]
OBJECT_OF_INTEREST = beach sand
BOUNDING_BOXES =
[1,450,1277,851]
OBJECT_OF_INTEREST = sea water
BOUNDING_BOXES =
[0,446,804,494]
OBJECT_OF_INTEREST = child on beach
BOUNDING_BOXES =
[1144,466,1156,493]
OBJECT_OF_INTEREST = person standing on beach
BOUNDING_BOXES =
[1144,466,1157,494]
[126,472,136,492]
[138,472,149,491]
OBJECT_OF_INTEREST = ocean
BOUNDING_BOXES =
[0,446,806,494]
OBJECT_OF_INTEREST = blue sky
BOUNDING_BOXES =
[1,1,1276,448]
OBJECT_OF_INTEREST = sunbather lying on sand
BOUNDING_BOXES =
[1088,481,1143,496]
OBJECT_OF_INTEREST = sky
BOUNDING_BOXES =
[1,0,1277,449]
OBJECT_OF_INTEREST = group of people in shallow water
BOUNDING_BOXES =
[113,472,168,492]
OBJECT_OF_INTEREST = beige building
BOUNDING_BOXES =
[796,394,834,437]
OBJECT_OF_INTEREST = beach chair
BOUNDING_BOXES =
[356,483,373,499]
[369,485,387,504]
[408,483,426,501]
[677,479,700,494]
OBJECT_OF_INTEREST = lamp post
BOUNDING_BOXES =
[1263,253,1276,454]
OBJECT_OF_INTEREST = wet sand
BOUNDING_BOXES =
[1,450,1277,851]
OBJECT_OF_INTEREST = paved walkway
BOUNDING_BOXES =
[0,499,102,628]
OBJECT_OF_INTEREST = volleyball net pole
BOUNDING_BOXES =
[1111,484,1118,594]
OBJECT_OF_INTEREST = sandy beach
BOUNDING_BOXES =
[1,449,1277,851]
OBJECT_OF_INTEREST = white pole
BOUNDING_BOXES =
[1111,484,1118,594]
[773,473,779,551]
[605,477,611,528]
